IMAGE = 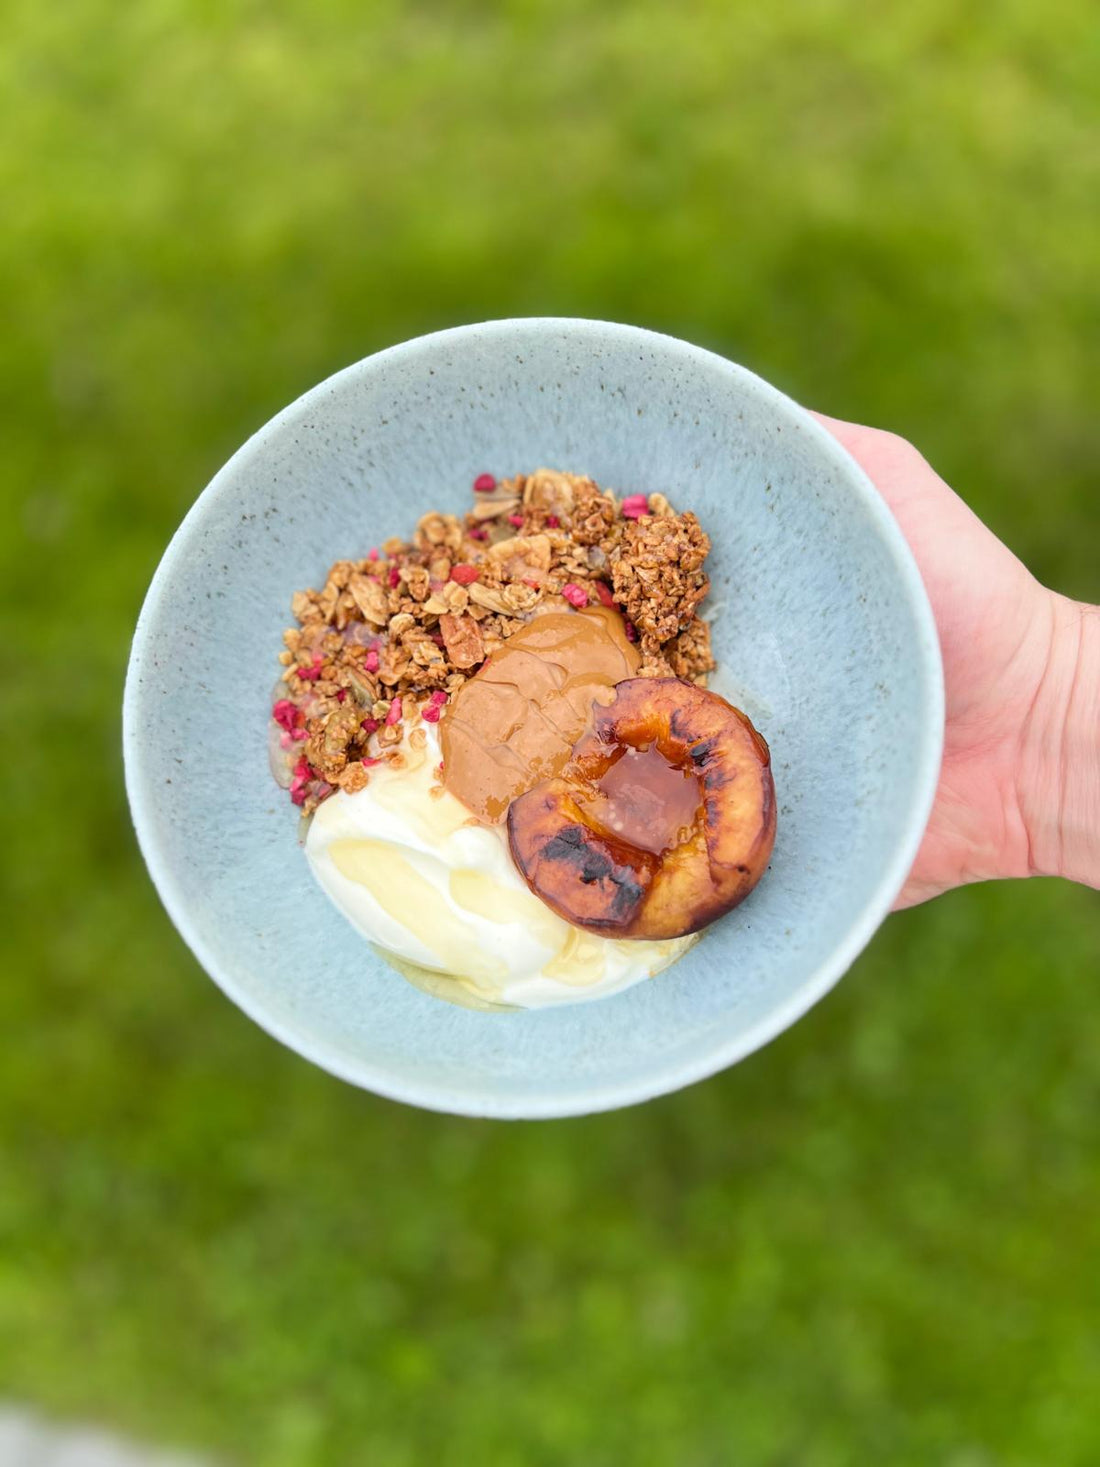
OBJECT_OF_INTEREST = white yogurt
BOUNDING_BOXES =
[305,727,692,1008]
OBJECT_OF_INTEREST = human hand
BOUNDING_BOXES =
[812,413,1099,908]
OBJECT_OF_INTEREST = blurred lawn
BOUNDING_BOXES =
[2,1,1099,1463]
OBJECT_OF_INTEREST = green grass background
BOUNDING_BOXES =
[3,2,1099,1462]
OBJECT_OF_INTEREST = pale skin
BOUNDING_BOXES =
[813,414,1100,909]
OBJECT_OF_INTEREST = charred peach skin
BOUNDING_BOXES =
[507,678,776,939]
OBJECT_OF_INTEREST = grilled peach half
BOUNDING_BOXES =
[507,678,775,940]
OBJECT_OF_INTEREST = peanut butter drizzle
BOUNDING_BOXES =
[440,603,640,823]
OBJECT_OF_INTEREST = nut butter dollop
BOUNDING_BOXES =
[440,603,640,823]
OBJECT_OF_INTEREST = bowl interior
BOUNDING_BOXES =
[124,319,941,1117]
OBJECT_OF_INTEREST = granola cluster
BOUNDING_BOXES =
[271,470,716,813]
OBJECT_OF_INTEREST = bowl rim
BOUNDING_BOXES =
[123,316,944,1119]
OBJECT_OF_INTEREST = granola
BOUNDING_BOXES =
[270,470,716,814]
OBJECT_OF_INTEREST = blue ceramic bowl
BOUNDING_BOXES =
[124,319,942,1118]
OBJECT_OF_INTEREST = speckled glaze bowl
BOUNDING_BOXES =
[124,319,943,1118]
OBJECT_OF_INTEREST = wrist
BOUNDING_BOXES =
[1017,593,1100,887]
